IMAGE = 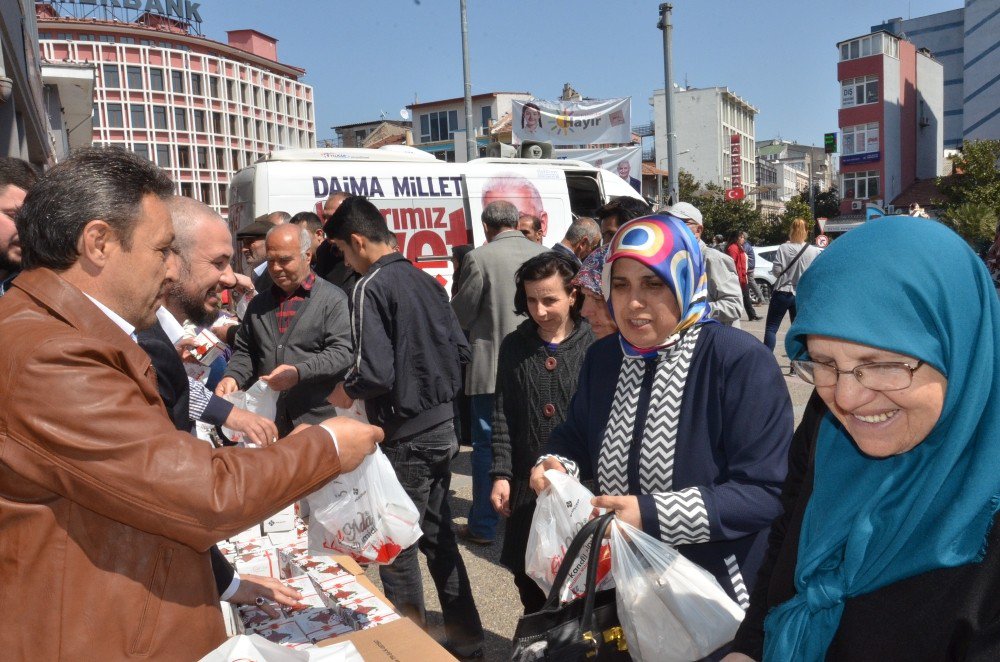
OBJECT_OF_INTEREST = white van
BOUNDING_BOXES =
[228,147,643,289]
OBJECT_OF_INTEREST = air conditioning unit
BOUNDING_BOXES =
[851,201,863,211]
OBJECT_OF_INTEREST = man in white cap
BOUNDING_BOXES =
[667,202,744,326]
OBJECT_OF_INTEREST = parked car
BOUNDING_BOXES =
[750,245,778,305]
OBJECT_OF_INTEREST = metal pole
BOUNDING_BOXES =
[658,4,679,205]
[460,0,477,162]
[808,152,816,225]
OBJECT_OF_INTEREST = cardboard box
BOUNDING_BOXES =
[317,617,457,661]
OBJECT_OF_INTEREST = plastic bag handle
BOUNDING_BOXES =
[541,511,616,617]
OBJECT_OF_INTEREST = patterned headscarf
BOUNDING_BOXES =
[571,245,608,296]
[601,214,712,356]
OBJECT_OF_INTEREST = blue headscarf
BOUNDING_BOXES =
[764,216,1000,660]
[600,214,712,357]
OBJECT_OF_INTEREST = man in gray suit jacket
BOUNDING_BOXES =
[217,225,353,436]
[451,200,548,544]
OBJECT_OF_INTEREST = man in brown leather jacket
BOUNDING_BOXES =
[0,147,383,661]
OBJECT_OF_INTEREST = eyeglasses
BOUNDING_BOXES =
[790,359,924,391]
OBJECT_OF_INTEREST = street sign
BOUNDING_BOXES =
[724,187,745,201]
[816,216,827,234]
[824,132,837,154]
[816,234,829,248]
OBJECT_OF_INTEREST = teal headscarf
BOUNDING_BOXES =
[764,216,1000,660]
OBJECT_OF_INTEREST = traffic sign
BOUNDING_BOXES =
[824,132,837,154]
[816,234,829,248]
[724,187,745,201]
[816,216,827,234]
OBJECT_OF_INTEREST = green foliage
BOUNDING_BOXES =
[678,169,699,203]
[936,140,1000,248]
[941,202,998,253]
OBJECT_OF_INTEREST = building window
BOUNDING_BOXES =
[434,150,456,163]
[156,145,171,166]
[133,143,149,161]
[209,76,220,98]
[841,75,878,108]
[153,105,168,129]
[191,73,203,96]
[106,103,124,128]
[212,112,222,134]
[839,33,896,61]
[171,70,184,93]
[842,122,879,156]
[102,64,120,88]
[215,147,225,169]
[149,68,164,91]
[120,36,135,45]
[178,146,191,169]
[174,108,187,131]
[180,183,193,197]
[129,105,146,128]
[842,170,880,199]
[420,110,459,143]
[197,146,209,168]
[126,65,143,89]
[199,183,211,203]
[193,109,206,132]
[481,105,492,129]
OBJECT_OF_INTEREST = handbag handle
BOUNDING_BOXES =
[538,510,617,642]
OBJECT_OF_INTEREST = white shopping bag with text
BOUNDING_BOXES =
[306,447,422,564]
[525,470,613,602]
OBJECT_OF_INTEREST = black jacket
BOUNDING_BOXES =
[136,320,236,597]
[732,392,1000,660]
[343,252,469,440]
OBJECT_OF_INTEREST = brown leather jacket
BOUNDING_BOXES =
[0,269,343,660]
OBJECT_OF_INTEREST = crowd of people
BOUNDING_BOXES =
[1,146,998,661]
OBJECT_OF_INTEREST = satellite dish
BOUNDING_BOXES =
[400,109,410,120]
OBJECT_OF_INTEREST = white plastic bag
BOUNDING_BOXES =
[306,447,422,564]
[609,519,744,662]
[221,380,279,444]
[524,470,613,602]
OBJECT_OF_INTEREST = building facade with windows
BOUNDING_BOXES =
[333,119,410,149]
[35,2,315,214]
[875,0,1000,150]
[835,30,943,216]
[1,0,94,167]
[652,86,758,192]
[408,92,531,162]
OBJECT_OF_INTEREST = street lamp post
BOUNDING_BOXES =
[657,4,679,206]
[459,0,477,162]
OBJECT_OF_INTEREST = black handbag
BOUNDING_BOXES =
[510,512,630,661]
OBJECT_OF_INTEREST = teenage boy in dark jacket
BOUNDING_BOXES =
[326,196,484,660]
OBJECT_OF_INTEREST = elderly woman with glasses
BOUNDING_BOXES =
[725,216,1000,661]
[571,246,617,339]
[529,214,794,617]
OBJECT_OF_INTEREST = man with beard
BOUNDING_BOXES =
[136,196,298,614]
[138,197,278,445]
[0,158,40,296]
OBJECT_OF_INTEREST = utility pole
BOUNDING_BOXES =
[460,0,477,161]
[657,4,679,205]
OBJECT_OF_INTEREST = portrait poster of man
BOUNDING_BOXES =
[554,146,642,193]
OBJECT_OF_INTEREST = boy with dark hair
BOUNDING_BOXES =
[326,196,485,659]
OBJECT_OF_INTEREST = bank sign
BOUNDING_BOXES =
[59,0,203,25]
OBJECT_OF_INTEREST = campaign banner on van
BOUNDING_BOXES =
[512,98,631,146]
[553,146,642,193]
[464,166,570,247]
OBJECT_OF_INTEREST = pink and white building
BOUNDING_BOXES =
[36,2,315,215]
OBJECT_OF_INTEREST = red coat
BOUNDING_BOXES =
[726,243,749,286]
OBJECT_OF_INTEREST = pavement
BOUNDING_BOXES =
[363,308,810,661]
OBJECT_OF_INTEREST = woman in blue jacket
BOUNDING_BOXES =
[530,214,792,610]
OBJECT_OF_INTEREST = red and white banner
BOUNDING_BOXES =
[730,133,742,188]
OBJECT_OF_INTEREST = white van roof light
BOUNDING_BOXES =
[261,148,438,163]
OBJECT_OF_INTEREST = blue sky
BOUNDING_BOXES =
[202,0,961,147]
